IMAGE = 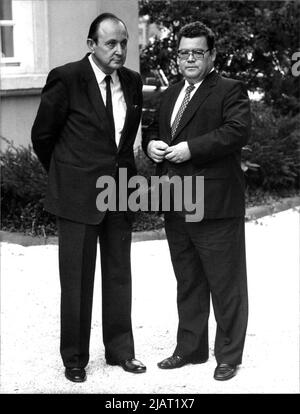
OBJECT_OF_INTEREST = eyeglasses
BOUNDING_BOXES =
[177,48,210,60]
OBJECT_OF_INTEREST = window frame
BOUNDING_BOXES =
[0,2,20,65]
[0,0,49,91]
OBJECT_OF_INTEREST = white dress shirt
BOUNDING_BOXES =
[170,69,215,126]
[88,54,127,147]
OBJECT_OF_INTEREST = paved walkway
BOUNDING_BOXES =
[0,208,299,394]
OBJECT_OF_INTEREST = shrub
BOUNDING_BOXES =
[134,146,156,179]
[0,142,56,236]
[133,147,164,231]
[245,102,300,191]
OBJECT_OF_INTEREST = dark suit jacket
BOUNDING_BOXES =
[32,54,143,224]
[142,71,251,219]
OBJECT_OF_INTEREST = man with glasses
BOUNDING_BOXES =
[32,13,146,382]
[143,21,251,380]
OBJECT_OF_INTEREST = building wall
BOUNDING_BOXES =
[0,0,140,151]
[0,93,40,148]
[48,0,139,71]
[47,0,99,69]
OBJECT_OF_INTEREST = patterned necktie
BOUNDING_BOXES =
[171,83,195,138]
[104,75,115,139]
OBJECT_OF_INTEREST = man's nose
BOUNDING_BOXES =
[187,53,195,62]
[115,43,123,55]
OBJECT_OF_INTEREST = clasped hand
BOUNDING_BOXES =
[147,140,191,164]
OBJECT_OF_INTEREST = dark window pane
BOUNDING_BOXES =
[0,0,12,20]
[1,26,14,57]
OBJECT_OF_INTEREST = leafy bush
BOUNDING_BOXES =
[140,0,300,116]
[133,147,164,231]
[134,146,156,179]
[245,102,300,191]
[0,142,56,236]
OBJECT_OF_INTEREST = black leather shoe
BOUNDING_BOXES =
[157,355,208,369]
[107,358,146,374]
[214,363,237,381]
[65,367,87,383]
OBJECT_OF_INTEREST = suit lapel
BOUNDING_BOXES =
[81,59,138,150]
[80,55,113,139]
[117,68,134,152]
[171,71,219,141]
[163,81,184,142]
[166,81,185,132]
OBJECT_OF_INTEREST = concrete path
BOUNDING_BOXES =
[0,208,299,394]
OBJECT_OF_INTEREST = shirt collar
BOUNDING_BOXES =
[88,54,118,84]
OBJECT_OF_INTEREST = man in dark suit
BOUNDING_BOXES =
[31,13,146,382]
[143,21,251,381]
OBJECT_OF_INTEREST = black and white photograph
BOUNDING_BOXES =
[0,0,299,398]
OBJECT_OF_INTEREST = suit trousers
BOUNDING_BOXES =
[164,213,248,365]
[57,212,135,368]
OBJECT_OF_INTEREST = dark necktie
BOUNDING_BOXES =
[171,83,195,138]
[104,75,115,139]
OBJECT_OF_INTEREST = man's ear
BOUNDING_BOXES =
[87,38,95,53]
[211,48,217,63]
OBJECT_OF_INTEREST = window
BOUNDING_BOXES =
[0,0,49,90]
[0,0,15,59]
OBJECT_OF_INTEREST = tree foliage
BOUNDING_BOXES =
[139,0,300,115]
